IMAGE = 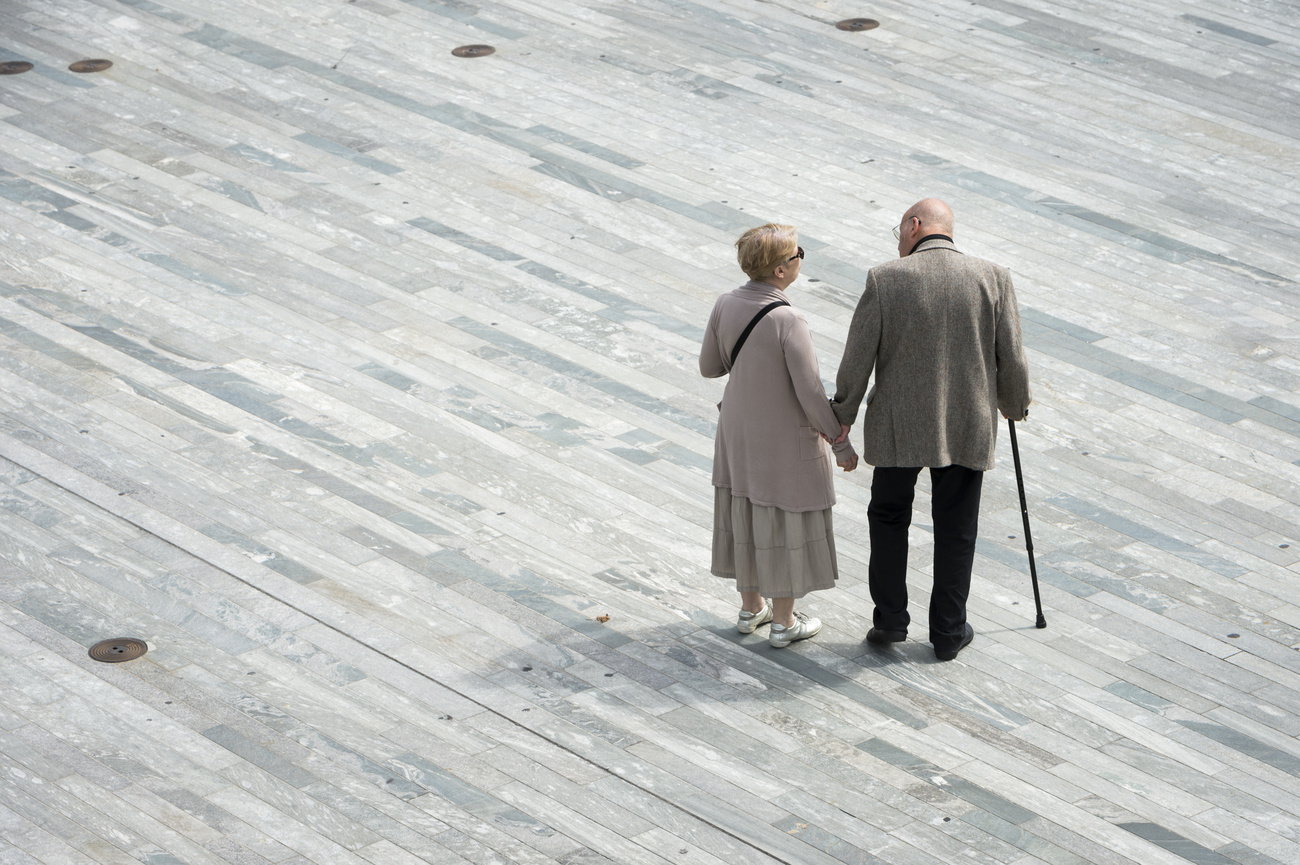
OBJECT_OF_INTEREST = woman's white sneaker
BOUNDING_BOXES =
[768,611,821,648]
[737,602,773,634]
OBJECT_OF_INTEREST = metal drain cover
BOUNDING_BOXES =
[0,61,33,75]
[452,45,495,58]
[836,18,880,31]
[69,58,113,73]
[89,638,148,663]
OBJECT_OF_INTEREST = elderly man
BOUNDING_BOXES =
[832,199,1031,660]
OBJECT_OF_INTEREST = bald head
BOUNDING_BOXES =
[896,198,954,257]
[904,198,954,235]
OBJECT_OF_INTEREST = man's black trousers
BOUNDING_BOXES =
[867,465,984,652]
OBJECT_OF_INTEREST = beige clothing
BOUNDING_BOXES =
[832,238,1031,471]
[711,487,836,599]
[700,281,854,512]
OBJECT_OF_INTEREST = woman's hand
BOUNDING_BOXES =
[837,453,858,472]
[820,424,852,444]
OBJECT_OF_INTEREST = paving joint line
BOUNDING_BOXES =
[0,431,825,865]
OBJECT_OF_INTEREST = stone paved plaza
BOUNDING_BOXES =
[2,1,1300,863]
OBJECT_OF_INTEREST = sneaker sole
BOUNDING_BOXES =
[769,623,821,648]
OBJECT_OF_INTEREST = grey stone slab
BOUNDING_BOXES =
[1179,15,1275,47]
[133,252,248,296]
[1216,841,1292,865]
[196,522,327,582]
[669,789,843,865]
[531,162,634,203]
[10,724,131,791]
[297,781,452,857]
[407,218,525,262]
[12,591,123,648]
[0,315,109,373]
[514,261,703,341]
[854,653,1033,733]
[202,725,318,788]
[430,551,631,648]
[392,0,528,38]
[419,489,483,515]
[856,737,1036,824]
[686,618,929,729]
[292,133,403,176]
[388,752,562,845]
[1176,720,1300,777]
[1118,822,1235,865]
[450,315,714,436]
[771,814,885,863]
[1046,493,1247,578]
[976,538,1098,599]
[961,810,1091,865]
[48,544,261,654]
[0,487,62,528]
[525,126,645,169]
[1104,682,1172,713]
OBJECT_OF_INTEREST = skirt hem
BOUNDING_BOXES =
[711,487,837,599]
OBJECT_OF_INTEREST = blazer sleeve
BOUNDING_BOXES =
[995,269,1032,420]
[782,312,844,444]
[699,299,727,379]
[831,269,882,426]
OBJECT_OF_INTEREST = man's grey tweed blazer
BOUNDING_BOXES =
[831,238,1031,471]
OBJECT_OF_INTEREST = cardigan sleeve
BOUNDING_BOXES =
[782,311,843,443]
[699,298,727,379]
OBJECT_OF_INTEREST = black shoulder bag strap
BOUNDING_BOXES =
[729,300,790,367]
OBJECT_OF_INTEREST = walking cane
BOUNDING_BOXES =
[1007,418,1047,629]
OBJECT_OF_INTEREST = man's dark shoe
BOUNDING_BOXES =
[934,623,974,661]
[866,627,906,645]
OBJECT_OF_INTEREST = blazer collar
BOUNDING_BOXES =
[911,235,958,255]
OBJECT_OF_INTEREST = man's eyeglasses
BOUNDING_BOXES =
[786,246,805,262]
[892,216,917,241]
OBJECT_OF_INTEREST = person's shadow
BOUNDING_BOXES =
[690,609,1030,734]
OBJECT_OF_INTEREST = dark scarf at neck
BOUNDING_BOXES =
[909,233,953,255]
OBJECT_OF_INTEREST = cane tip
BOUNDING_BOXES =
[1035,616,1047,629]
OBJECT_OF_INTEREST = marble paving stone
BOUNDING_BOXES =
[2,0,1300,863]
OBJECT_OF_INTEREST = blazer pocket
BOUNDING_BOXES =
[799,426,828,461]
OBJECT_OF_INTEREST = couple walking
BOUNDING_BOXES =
[700,199,1032,660]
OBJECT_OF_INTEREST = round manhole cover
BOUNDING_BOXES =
[89,638,148,663]
[0,61,34,75]
[836,18,880,31]
[69,58,113,73]
[452,45,495,58]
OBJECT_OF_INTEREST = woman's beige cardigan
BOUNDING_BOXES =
[700,281,854,512]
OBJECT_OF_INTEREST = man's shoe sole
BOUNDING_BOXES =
[866,628,906,645]
[934,624,974,661]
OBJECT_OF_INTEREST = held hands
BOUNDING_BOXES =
[823,423,856,471]
[819,424,851,444]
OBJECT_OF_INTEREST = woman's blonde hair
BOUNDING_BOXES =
[735,223,798,280]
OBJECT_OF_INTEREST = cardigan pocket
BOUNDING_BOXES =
[799,426,827,460]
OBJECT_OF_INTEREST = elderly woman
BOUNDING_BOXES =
[700,223,857,648]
